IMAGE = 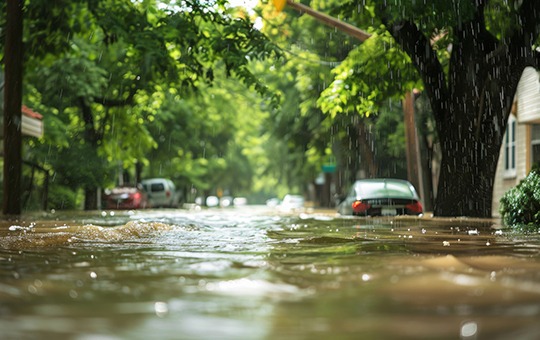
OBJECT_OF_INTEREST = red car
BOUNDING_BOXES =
[103,186,149,210]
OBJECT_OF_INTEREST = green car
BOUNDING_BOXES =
[337,178,423,216]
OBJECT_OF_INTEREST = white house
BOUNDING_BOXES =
[492,67,540,217]
[21,105,44,138]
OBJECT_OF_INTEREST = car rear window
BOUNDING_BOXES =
[150,183,165,192]
[354,181,414,199]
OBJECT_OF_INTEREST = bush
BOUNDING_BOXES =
[500,169,540,230]
[47,185,79,210]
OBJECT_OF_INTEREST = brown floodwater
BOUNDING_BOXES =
[0,206,539,339]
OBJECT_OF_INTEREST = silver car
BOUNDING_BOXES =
[337,178,423,216]
[141,178,178,208]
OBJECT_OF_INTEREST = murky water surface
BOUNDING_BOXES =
[1,206,540,339]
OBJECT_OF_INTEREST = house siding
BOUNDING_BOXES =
[515,67,540,123]
[492,120,528,217]
[492,67,540,218]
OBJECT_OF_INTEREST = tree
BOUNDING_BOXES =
[260,1,413,204]
[2,0,24,215]
[142,70,266,201]
[1,0,280,211]
[318,0,540,217]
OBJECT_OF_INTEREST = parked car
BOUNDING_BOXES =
[337,178,423,216]
[206,195,219,207]
[233,197,248,206]
[141,178,178,208]
[103,185,149,210]
[279,194,305,211]
[266,198,280,207]
[220,196,233,207]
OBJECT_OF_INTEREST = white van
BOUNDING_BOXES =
[141,178,178,208]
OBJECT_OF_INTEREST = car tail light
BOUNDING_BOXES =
[133,192,141,201]
[166,190,171,198]
[405,201,423,214]
[352,200,370,214]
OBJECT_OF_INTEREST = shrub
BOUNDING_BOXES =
[500,169,540,231]
[47,185,79,210]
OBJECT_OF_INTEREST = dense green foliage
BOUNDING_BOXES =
[500,169,540,231]
[0,0,416,210]
[1,0,282,209]
[5,0,535,215]
[313,0,540,217]
[257,1,410,198]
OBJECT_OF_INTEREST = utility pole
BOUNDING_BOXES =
[3,0,24,215]
[274,0,371,42]
[403,91,422,198]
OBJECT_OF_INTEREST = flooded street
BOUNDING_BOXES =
[1,207,540,339]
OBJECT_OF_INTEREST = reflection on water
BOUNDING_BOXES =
[1,207,540,339]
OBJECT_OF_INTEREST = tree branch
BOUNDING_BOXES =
[472,0,498,52]
[498,0,540,70]
[517,0,540,47]
[386,20,448,123]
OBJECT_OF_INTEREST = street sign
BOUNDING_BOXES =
[322,164,336,173]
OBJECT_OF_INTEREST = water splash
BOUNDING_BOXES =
[0,221,174,249]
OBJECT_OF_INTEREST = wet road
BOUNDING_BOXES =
[1,206,539,339]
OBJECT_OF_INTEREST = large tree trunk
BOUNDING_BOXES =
[84,187,98,211]
[387,1,540,217]
[434,125,501,217]
[3,0,24,215]
[431,4,526,217]
[79,98,101,210]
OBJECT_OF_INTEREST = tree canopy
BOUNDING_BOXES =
[3,0,537,217]
[305,0,540,217]
[1,0,281,210]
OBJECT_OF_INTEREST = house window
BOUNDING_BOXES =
[504,115,516,178]
[531,124,540,169]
